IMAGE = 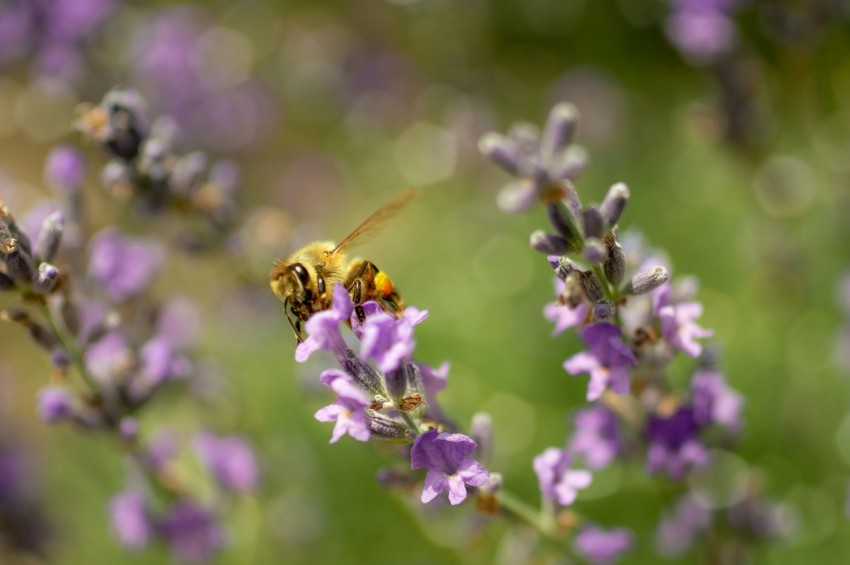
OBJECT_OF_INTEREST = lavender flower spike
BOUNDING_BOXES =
[37,387,73,423]
[533,448,592,506]
[314,370,372,443]
[563,323,636,401]
[411,429,489,505]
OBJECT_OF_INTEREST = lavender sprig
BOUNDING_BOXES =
[75,87,240,253]
[479,102,785,561]
[1,127,257,561]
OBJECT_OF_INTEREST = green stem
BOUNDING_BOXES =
[38,301,98,390]
[400,411,421,437]
[498,489,577,562]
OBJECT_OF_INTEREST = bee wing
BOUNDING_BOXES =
[332,188,418,254]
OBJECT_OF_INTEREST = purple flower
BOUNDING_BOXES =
[360,311,416,373]
[156,298,201,349]
[110,491,151,549]
[84,331,132,383]
[666,12,737,65]
[569,405,621,469]
[159,501,225,563]
[563,323,637,401]
[88,228,163,302]
[419,361,449,399]
[646,406,709,480]
[654,284,713,358]
[295,284,353,363]
[691,369,743,431]
[411,429,489,505]
[532,448,592,506]
[574,526,634,564]
[37,387,73,423]
[194,432,259,493]
[656,494,711,556]
[314,370,371,443]
[44,145,85,192]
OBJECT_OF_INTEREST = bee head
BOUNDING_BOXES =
[270,262,315,307]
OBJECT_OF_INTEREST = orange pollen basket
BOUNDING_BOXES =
[374,272,394,297]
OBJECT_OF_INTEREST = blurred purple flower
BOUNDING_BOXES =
[314,370,371,443]
[574,525,634,564]
[418,361,449,399]
[563,323,636,401]
[194,432,259,493]
[37,387,73,423]
[654,284,713,358]
[110,491,151,549]
[84,331,132,383]
[411,429,489,505]
[295,284,353,363]
[569,405,621,469]
[656,494,711,556]
[44,145,85,193]
[88,228,163,302]
[160,501,225,563]
[533,447,592,506]
[691,369,743,431]
[646,406,709,480]
[666,12,736,66]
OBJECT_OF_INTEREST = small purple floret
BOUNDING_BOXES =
[533,447,592,506]
[411,429,489,505]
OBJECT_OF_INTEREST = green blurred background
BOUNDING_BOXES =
[2,0,850,563]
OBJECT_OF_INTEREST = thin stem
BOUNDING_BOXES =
[498,489,578,562]
[38,301,98,390]
[400,411,421,437]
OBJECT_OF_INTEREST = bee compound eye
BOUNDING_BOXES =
[291,263,310,284]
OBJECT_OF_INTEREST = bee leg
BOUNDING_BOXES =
[283,301,304,343]
[350,279,367,324]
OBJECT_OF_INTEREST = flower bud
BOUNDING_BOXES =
[169,151,208,196]
[592,300,617,322]
[624,266,669,295]
[582,206,604,240]
[531,230,574,256]
[478,132,520,174]
[5,249,34,285]
[45,146,85,193]
[579,271,605,303]
[33,262,59,293]
[343,350,385,396]
[38,387,74,423]
[583,238,606,264]
[28,321,58,351]
[51,348,71,369]
[470,412,493,464]
[600,182,629,228]
[603,238,626,286]
[366,410,412,441]
[119,418,139,442]
[541,102,578,162]
[546,201,582,249]
[35,210,64,263]
[101,159,134,197]
[551,256,579,281]
[62,299,81,336]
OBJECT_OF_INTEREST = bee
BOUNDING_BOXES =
[269,189,416,341]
